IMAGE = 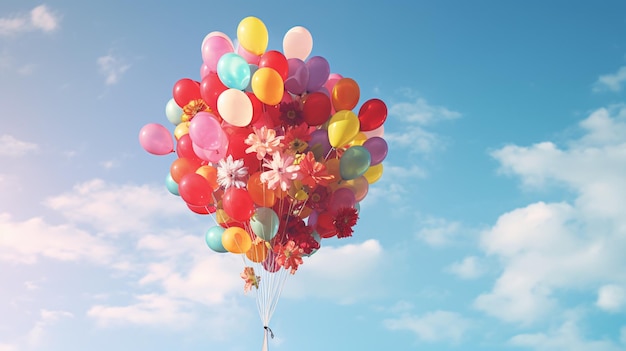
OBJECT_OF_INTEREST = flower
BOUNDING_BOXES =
[245,126,285,160]
[284,215,319,255]
[182,99,211,122]
[279,100,304,127]
[241,266,260,293]
[334,207,359,238]
[274,240,304,274]
[307,185,330,211]
[298,152,335,188]
[217,155,248,189]
[284,123,311,154]
[260,151,301,191]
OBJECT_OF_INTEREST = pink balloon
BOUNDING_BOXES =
[306,56,330,92]
[237,45,261,65]
[200,63,211,79]
[202,36,234,72]
[188,112,223,150]
[194,134,229,163]
[329,187,356,214]
[139,123,174,155]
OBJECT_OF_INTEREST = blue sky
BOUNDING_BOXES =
[2,1,626,350]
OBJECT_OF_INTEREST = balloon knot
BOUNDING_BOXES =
[264,326,274,339]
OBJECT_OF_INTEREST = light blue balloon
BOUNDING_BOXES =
[303,231,322,257]
[205,226,227,253]
[165,173,179,196]
[217,53,251,90]
[340,145,371,180]
[250,207,279,241]
[165,98,183,125]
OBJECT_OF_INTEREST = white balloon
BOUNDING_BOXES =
[217,88,253,127]
[283,26,313,60]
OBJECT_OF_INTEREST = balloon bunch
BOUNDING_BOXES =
[139,15,387,302]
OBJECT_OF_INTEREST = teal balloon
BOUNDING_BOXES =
[250,207,279,241]
[205,226,227,253]
[165,173,179,196]
[340,145,371,180]
[217,53,251,90]
[165,98,183,125]
[245,64,258,92]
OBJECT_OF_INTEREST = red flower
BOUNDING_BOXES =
[334,207,359,238]
[274,240,304,274]
[279,101,304,127]
[285,215,319,255]
[284,123,312,154]
[307,186,330,211]
[298,151,335,188]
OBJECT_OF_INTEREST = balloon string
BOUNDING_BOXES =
[264,326,274,339]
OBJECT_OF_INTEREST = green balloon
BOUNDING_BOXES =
[340,145,371,180]
[250,207,279,241]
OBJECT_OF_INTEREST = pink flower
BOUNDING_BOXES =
[298,152,335,188]
[260,151,301,191]
[241,266,261,293]
[245,126,284,160]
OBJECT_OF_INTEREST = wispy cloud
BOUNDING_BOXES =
[596,284,626,313]
[383,310,472,344]
[97,54,131,85]
[593,66,626,92]
[447,256,486,279]
[27,310,73,347]
[0,5,60,36]
[0,134,38,157]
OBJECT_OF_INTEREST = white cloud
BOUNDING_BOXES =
[88,294,194,328]
[0,5,59,36]
[385,95,460,154]
[594,66,626,92]
[97,54,131,85]
[596,284,626,313]
[476,105,626,325]
[284,239,386,303]
[0,213,116,265]
[0,134,38,157]
[416,216,462,247]
[383,310,471,344]
[447,256,486,279]
[510,318,624,351]
[0,344,17,351]
[43,179,187,236]
[28,309,73,347]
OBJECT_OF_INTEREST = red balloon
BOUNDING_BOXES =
[246,91,264,125]
[187,203,217,215]
[315,211,337,238]
[173,78,202,108]
[200,71,227,111]
[176,134,204,164]
[358,98,387,131]
[226,130,261,173]
[259,50,289,81]
[222,187,255,222]
[302,92,331,126]
[179,173,213,206]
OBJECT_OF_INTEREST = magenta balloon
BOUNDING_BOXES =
[202,36,235,72]
[329,187,356,214]
[139,123,173,155]
[188,112,223,150]
[285,58,309,95]
[305,56,330,92]
[363,137,388,165]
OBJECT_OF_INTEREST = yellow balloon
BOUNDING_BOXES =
[350,132,367,146]
[327,110,360,148]
[222,227,252,254]
[364,163,383,184]
[174,121,190,140]
[251,67,284,105]
[237,16,268,55]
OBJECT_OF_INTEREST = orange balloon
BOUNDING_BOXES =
[196,165,219,190]
[298,206,313,219]
[331,78,360,111]
[247,171,276,207]
[170,157,199,183]
[222,226,252,254]
[324,158,341,188]
[246,241,268,263]
[251,67,284,105]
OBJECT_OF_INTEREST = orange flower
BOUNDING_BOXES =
[240,266,260,293]
[182,99,210,122]
[298,152,335,188]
